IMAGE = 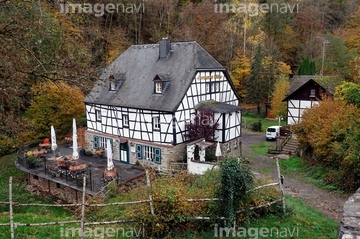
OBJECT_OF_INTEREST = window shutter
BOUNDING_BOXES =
[154,148,161,164]
[93,136,99,149]
[110,139,113,149]
[136,144,142,159]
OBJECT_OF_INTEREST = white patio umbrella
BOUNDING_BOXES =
[106,139,114,171]
[51,125,57,159]
[215,141,222,161]
[72,118,79,160]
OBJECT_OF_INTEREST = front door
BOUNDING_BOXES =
[120,142,129,163]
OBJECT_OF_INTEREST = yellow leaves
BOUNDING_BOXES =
[277,61,292,76]
[349,56,360,83]
[230,50,251,96]
[27,80,85,138]
[296,98,359,161]
[342,7,360,51]
[270,76,290,118]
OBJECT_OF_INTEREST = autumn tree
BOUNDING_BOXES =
[26,81,85,138]
[172,0,232,67]
[294,96,360,191]
[323,34,357,79]
[230,50,250,96]
[270,76,290,119]
[335,82,360,107]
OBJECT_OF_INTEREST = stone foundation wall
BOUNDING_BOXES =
[26,174,87,203]
[85,130,241,172]
[130,143,187,172]
[85,130,187,171]
[338,188,360,239]
[219,137,242,159]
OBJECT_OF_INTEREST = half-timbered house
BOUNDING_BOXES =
[283,75,336,125]
[83,39,242,170]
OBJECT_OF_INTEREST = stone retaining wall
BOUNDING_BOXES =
[338,188,360,239]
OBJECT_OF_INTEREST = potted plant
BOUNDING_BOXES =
[132,160,144,170]
[85,150,93,157]
[27,156,42,168]
[55,170,62,178]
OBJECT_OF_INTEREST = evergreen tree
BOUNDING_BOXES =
[298,58,317,75]
[245,45,267,115]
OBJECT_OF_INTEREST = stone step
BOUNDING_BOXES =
[281,135,299,154]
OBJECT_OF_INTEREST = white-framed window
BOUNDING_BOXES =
[136,144,161,163]
[205,82,220,93]
[205,83,211,93]
[93,136,113,149]
[214,82,220,92]
[123,114,129,128]
[310,89,316,97]
[110,81,116,91]
[155,82,162,94]
[153,116,160,131]
[95,110,101,122]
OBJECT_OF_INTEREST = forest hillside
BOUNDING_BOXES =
[1,0,360,154]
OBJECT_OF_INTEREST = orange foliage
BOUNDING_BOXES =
[295,98,349,162]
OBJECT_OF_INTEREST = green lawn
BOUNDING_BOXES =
[0,154,75,239]
[280,157,347,194]
[170,196,338,239]
[250,141,275,156]
[242,115,286,133]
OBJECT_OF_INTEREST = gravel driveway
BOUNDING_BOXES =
[241,130,347,222]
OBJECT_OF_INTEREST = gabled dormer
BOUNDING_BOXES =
[109,73,125,92]
[153,74,170,94]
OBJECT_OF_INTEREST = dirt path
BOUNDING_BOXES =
[242,131,347,222]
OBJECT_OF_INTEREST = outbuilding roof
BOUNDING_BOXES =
[195,100,243,113]
[283,75,340,101]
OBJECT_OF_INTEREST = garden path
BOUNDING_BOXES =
[242,131,347,222]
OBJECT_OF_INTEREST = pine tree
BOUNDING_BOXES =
[245,45,267,115]
[298,58,316,75]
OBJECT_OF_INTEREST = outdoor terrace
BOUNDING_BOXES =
[16,142,145,196]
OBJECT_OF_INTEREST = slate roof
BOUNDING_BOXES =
[83,41,228,112]
[283,75,340,101]
[195,100,243,113]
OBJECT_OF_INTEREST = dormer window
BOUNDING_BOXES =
[310,89,315,97]
[155,82,162,94]
[109,74,116,91]
[109,73,124,91]
[153,74,169,94]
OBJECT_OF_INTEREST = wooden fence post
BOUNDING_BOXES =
[9,177,14,239]
[145,170,155,215]
[80,176,86,239]
[276,157,286,214]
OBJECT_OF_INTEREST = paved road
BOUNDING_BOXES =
[241,130,347,222]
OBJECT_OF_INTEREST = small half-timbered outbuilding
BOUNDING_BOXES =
[83,39,242,170]
[283,75,336,125]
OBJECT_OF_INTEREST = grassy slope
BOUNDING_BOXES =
[280,157,348,194]
[0,154,75,238]
[0,148,339,238]
[171,196,338,238]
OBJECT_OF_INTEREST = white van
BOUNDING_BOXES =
[266,126,281,141]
